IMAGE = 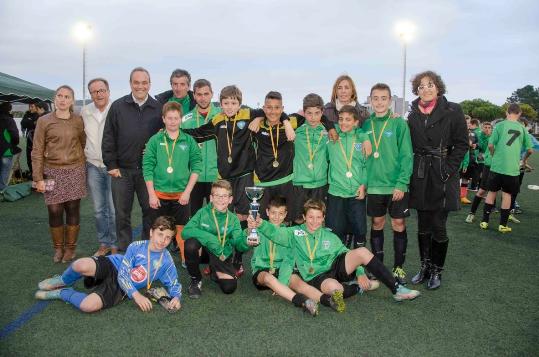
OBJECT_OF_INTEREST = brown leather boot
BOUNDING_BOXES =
[50,226,65,263]
[62,225,80,263]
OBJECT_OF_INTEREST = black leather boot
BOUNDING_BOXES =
[411,233,431,284]
[427,239,448,290]
[427,265,442,290]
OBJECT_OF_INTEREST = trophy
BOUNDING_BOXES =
[245,186,264,246]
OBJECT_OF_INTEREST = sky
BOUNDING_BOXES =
[1,0,538,111]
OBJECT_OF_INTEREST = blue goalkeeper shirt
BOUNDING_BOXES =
[107,240,181,300]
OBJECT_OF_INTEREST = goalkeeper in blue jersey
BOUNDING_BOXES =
[35,216,182,313]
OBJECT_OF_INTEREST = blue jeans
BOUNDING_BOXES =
[326,194,367,244]
[87,162,117,248]
[0,156,14,191]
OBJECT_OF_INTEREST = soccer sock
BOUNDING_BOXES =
[319,294,332,307]
[175,225,185,262]
[59,288,87,310]
[393,230,407,268]
[470,195,483,214]
[292,293,308,307]
[342,284,359,298]
[500,209,510,226]
[510,194,517,210]
[353,234,366,248]
[61,265,82,285]
[482,203,494,223]
[370,229,384,263]
[460,185,468,198]
[365,256,398,294]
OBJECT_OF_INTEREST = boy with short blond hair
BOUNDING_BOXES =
[182,180,250,298]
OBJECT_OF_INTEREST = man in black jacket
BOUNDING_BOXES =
[102,67,163,251]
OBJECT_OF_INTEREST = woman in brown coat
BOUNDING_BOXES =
[32,85,86,263]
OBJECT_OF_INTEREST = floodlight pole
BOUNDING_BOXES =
[402,40,407,117]
[82,44,87,107]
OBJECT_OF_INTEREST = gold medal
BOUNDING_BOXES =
[163,131,179,176]
[167,166,174,174]
[227,156,233,164]
[211,208,229,264]
[373,151,380,159]
[304,231,319,276]
[307,162,314,169]
[272,160,279,168]
[370,117,390,160]
[309,266,314,274]
[346,171,353,178]
[220,254,225,261]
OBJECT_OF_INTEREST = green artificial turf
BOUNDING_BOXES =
[0,156,538,356]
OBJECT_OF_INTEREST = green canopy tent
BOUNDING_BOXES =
[0,72,54,103]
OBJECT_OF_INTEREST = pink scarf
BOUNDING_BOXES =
[418,97,438,115]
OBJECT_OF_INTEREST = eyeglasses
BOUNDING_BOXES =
[417,83,436,92]
[90,89,108,95]
[212,194,230,199]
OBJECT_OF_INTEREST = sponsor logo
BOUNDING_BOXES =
[322,240,330,250]
[354,143,363,151]
[384,131,393,137]
[294,229,306,237]
[130,265,147,283]
[219,125,227,129]
[201,223,209,228]
[261,131,269,136]
[179,144,187,151]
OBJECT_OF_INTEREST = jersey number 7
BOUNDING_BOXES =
[506,129,521,146]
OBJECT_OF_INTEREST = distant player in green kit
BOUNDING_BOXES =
[480,104,533,233]
[362,83,413,285]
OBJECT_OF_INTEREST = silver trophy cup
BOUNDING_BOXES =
[245,186,264,245]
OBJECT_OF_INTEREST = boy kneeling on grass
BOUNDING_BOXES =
[35,216,181,312]
[248,199,420,312]
[248,195,321,316]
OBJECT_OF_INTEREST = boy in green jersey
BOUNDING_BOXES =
[326,105,372,248]
[250,196,319,316]
[291,94,331,224]
[181,79,221,215]
[143,102,202,266]
[362,84,413,285]
[182,180,250,298]
[249,199,420,312]
[480,104,533,233]
[466,121,493,223]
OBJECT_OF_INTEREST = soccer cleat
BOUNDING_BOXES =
[498,225,512,233]
[465,213,475,223]
[303,299,319,317]
[393,284,421,302]
[479,222,488,230]
[329,290,345,313]
[235,264,245,278]
[188,280,202,299]
[508,214,520,224]
[392,267,407,285]
[35,289,62,300]
[38,275,66,291]
[461,197,471,204]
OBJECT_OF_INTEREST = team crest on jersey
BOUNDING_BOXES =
[384,131,393,137]
[201,223,209,228]
[183,113,193,122]
[261,131,270,136]
[322,240,330,250]
[294,229,306,237]
[130,265,147,283]
[236,121,246,130]
[179,144,187,151]
[354,143,363,151]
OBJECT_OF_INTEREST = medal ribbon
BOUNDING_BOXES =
[338,135,355,174]
[304,230,320,270]
[306,126,324,165]
[269,123,280,163]
[370,117,390,154]
[268,241,276,270]
[147,242,165,290]
[225,114,238,161]
[211,208,229,255]
[163,131,179,170]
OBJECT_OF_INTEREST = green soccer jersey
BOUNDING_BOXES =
[183,204,249,259]
[327,126,368,198]
[168,95,191,118]
[477,131,491,166]
[489,120,532,176]
[181,104,221,182]
[292,123,329,188]
[362,113,413,194]
[258,221,365,284]
[249,223,293,274]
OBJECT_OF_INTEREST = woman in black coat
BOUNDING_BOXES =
[407,71,468,290]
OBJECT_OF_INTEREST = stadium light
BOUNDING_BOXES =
[395,20,416,116]
[73,22,93,107]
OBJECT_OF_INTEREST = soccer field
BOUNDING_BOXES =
[1,157,538,357]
